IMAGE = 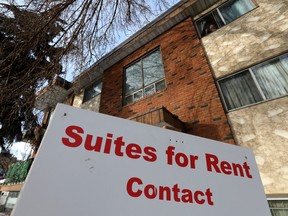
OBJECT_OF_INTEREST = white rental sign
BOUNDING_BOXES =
[12,104,270,216]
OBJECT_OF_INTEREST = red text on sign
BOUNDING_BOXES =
[205,153,253,178]
[62,125,157,162]
[166,146,198,169]
[126,177,214,205]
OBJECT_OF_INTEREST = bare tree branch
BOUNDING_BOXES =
[0,0,172,156]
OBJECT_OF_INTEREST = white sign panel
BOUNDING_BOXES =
[12,104,270,216]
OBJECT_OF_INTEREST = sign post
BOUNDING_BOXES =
[12,104,271,216]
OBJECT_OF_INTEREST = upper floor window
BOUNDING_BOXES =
[196,0,256,37]
[83,80,102,103]
[218,53,288,111]
[124,49,166,105]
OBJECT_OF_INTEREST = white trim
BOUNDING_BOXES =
[216,8,226,24]
[267,198,288,201]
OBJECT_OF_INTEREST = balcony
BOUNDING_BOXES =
[35,76,72,111]
[129,107,185,132]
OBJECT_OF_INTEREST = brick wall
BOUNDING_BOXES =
[100,17,234,144]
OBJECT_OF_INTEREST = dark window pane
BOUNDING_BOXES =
[83,80,102,103]
[252,55,288,99]
[219,70,263,110]
[143,50,165,86]
[155,80,166,91]
[196,12,223,37]
[125,61,142,96]
[212,11,225,27]
[125,95,133,105]
[219,0,255,24]
[144,84,155,96]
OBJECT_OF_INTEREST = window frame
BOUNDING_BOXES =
[217,53,288,112]
[82,79,102,104]
[195,0,256,38]
[123,48,166,105]
[267,198,288,216]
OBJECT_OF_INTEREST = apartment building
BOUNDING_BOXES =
[30,0,288,215]
[197,0,288,214]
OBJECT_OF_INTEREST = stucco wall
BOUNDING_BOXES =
[202,0,288,78]
[228,97,288,194]
[72,90,101,112]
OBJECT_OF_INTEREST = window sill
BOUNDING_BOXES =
[123,87,167,107]
[226,95,288,113]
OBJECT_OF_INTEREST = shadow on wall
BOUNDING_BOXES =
[186,123,233,143]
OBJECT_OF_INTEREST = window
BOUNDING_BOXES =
[83,80,102,103]
[5,191,20,212]
[124,49,166,105]
[268,199,288,216]
[218,53,288,110]
[196,0,256,37]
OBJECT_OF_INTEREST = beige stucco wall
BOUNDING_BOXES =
[72,90,101,112]
[228,97,288,194]
[200,0,288,194]
[202,0,288,78]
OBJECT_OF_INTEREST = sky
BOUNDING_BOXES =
[0,0,181,81]
[64,0,182,81]
[10,142,32,160]
[0,0,181,159]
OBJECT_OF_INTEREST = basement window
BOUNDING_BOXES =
[196,0,256,37]
[218,53,288,111]
[124,49,166,105]
[83,80,102,103]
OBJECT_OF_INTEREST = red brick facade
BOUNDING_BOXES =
[100,17,234,144]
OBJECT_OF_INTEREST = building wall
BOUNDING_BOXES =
[72,90,101,113]
[200,0,288,194]
[202,0,288,78]
[228,97,288,194]
[100,18,234,144]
